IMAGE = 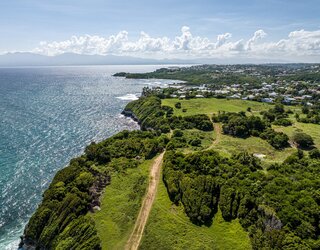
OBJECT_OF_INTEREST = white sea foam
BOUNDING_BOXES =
[116,94,139,101]
[5,239,20,250]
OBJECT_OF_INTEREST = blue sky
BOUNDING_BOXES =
[1,0,320,61]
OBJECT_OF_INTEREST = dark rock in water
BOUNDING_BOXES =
[121,110,140,124]
[19,236,36,250]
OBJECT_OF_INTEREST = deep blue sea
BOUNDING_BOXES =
[0,65,178,249]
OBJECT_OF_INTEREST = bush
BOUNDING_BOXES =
[260,129,289,149]
[189,138,201,147]
[273,118,293,127]
[309,149,320,159]
[175,102,182,109]
[172,129,184,137]
[293,132,314,148]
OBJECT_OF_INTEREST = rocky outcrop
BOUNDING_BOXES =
[121,110,141,124]
[89,174,111,212]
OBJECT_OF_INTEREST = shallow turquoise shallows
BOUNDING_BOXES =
[0,65,176,249]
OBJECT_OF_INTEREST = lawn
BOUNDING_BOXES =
[139,172,252,250]
[92,159,153,250]
[162,98,272,116]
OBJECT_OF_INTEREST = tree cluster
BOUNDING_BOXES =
[23,130,167,249]
[163,149,320,249]
[213,111,289,149]
[124,96,213,132]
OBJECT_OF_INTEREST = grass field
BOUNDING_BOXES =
[139,172,252,250]
[162,98,309,163]
[162,98,272,116]
[92,159,153,250]
[213,129,296,163]
[274,121,320,149]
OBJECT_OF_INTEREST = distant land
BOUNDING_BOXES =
[0,52,193,67]
[0,52,294,67]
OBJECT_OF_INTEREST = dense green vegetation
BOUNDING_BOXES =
[163,149,320,249]
[297,105,320,125]
[21,130,167,249]
[23,80,320,250]
[114,66,269,85]
[213,111,289,149]
[140,171,251,250]
[24,156,101,250]
[123,96,213,132]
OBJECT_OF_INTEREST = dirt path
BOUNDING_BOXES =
[212,123,222,146]
[125,152,165,250]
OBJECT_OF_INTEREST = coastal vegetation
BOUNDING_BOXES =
[22,64,320,250]
[20,130,166,249]
[123,95,320,249]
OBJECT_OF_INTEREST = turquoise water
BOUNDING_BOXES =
[0,65,176,249]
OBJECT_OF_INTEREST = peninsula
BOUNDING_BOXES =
[20,64,320,250]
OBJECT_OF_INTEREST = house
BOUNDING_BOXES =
[283,97,296,104]
[268,92,277,98]
[261,98,274,103]
[195,94,204,98]
[229,94,241,99]
[302,95,312,100]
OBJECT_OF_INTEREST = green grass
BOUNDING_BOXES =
[274,121,320,148]
[213,131,295,163]
[162,98,272,116]
[175,129,214,154]
[92,159,153,250]
[140,172,251,250]
[163,98,306,163]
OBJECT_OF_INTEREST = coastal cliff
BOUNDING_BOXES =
[20,92,320,250]
[19,97,166,249]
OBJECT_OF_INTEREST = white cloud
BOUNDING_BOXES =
[246,29,267,50]
[32,27,320,61]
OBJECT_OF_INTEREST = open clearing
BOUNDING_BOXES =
[162,98,318,163]
[162,98,272,116]
[92,159,152,250]
[139,171,252,250]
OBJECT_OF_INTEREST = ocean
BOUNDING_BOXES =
[0,65,178,249]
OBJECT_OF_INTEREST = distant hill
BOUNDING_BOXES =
[0,52,294,67]
[0,52,195,66]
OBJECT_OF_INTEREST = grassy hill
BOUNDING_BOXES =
[162,98,272,117]
[140,172,252,250]
[92,159,152,249]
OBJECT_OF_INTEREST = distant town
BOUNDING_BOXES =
[126,64,320,106]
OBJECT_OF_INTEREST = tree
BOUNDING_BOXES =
[309,148,320,159]
[175,102,182,109]
[293,132,314,148]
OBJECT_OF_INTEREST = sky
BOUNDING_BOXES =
[1,0,320,62]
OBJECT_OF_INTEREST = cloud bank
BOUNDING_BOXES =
[32,26,320,62]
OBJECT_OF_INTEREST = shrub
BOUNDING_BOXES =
[189,138,201,147]
[309,148,320,159]
[175,102,182,109]
[273,118,293,127]
[172,129,184,137]
[293,132,314,148]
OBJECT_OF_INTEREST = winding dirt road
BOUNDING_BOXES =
[125,152,165,250]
